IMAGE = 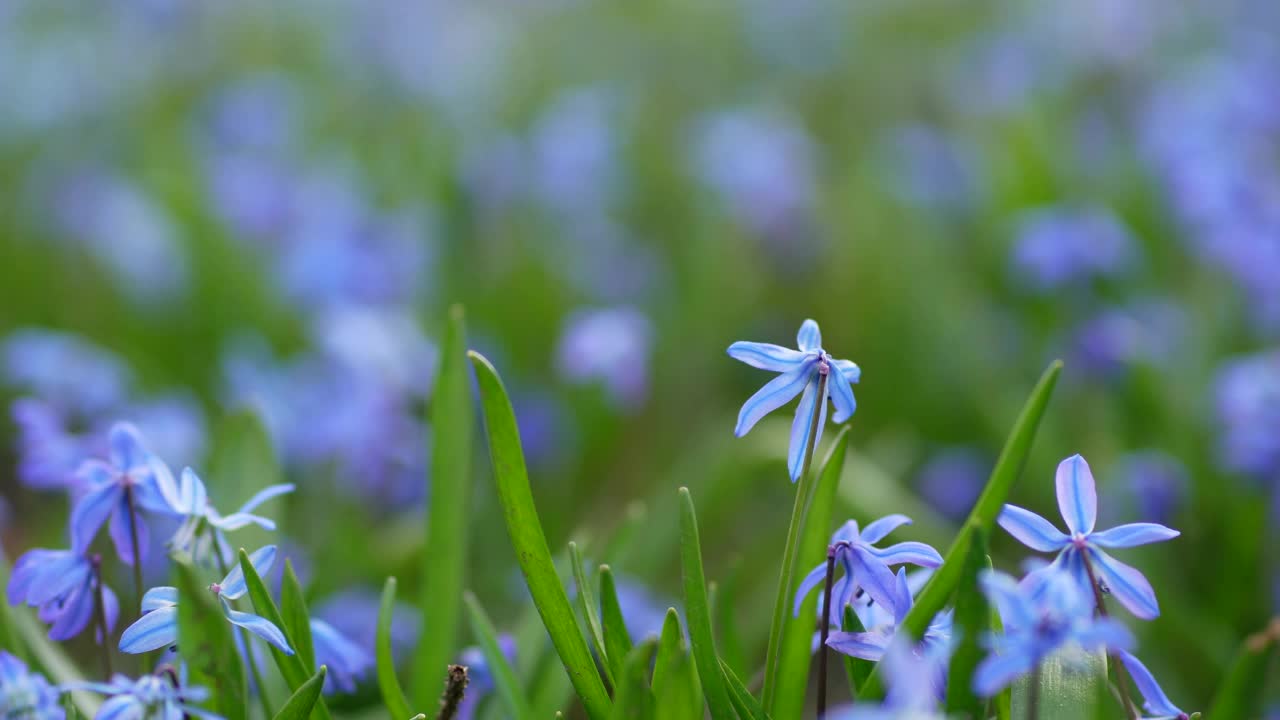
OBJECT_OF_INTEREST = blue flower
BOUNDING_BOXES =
[556,307,653,410]
[823,633,952,719]
[1116,650,1192,720]
[1009,205,1136,293]
[70,423,174,566]
[7,548,117,642]
[826,567,952,668]
[72,670,220,720]
[310,618,372,695]
[728,319,861,481]
[118,546,294,656]
[974,568,1134,697]
[0,650,63,718]
[997,454,1180,619]
[157,467,293,566]
[792,515,942,627]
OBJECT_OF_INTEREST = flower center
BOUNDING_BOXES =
[209,582,222,596]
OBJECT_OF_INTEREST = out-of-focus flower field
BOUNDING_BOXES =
[0,0,1277,716]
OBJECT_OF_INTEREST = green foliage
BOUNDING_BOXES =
[720,659,772,720]
[677,487,734,720]
[607,639,657,720]
[652,609,702,720]
[569,541,614,687]
[945,526,991,716]
[377,577,414,719]
[464,591,536,720]
[175,560,248,720]
[281,560,317,674]
[839,605,872,699]
[1012,649,1106,720]
[1206,622,1279,720]
[469,350,612,720]
[599,564,634,686]
[415,304,474,708]
[274,667,327,720]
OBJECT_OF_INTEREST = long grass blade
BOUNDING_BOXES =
[677,487,734,720]
[464,591,537,720]
[377,577,413,720]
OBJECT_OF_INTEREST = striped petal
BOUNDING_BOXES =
[119,606,179,653]
[1117,651,1186,718]
[142,586,179,612]
[859,514,912,544]
[797,319,822,352]
[826,629,893,661]
[998,504,1069,552]
[787,376,828,482]
[235,483,295,514]
[792,561,829,617]
[827,363,858,423]
[832,358,861,384]
[1089,523,1180,549]
[1088,547,1160,620]
[733,359,816,437]
[218,545,277,600]
[867,541,943,569]
[846,546,900,613]
[1055,454,1097,535]
[223,604,294,655]
[70,480,123,556]
[727,341,809,372]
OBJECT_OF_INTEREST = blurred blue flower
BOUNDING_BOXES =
[0,651,63,718]
[915,447,988,520]
[457,635,516,720]
[826,567,952,683]
[557,307,653,410]
[793,515,942,627]
[531,87,622,219]
[314,588,420,663]
[728,319,861,480]
[123,392,209,471]
[72,670,218,720]
[8,548,117,642]
[998,454,1180,620]
[10,397,95,492]
[974,567,1133,697]
[1116,650,1192,720]
[1214,350,1280,479]
[157,467,293,566]
[824,632,952,719]
[1009,205,1137,292]
[1069,300,1185,379]
[611,577,672,643]
[70,423,174,566]
[119,545,293,655]
[311,618,373,695]
[881,124,984,212]
[2,329,132,415]
[1106,451,1188,527]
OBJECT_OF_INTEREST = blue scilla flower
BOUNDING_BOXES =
[557,307,653,410]
[2,329,133,416]
[119,546,293,655]
[826,568,953,669]
[70,423,174,566]
[793,515,942,627]
[72,670,220,720]
[974,568,1134,697]
[8,548,117,642]
[823,633,952,720]
[998,454,1180,619]
[310,618,372,695]
[157,467,293,566]
[729,319,861,481]
[1116,650,1192,720]
[0,651,63,718]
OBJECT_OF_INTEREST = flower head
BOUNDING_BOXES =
[310,618,372,695]
[0,651,63,718]
[997,454,1180,619]
[7,548,117,642]
[158,467,294,566]
[70,423,173,566]
[1116,650,1192,720]
[119,545,294,656]
[729,319,861,481]
[73,669,219,720]
[826,567,952,670]
[823,633,952,719]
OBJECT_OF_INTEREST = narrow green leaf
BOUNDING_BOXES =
[570,542,614,687]
[175,560,248,720]
[377,577,413,720]
[652,609,702,720]
[711,559,746,678]
[465,592,537,720]
[608,640,657,720]
[599,564,634,684]
[415,305,475,708]
[1206,623,1278,719]
[281,560,317,673]
[772,427,850,719]
[469,350,612,720]
[677,487,734,720]
[720,659,772,720]
[862,360,1062,698]
[273,667,327,720]
[840,605,871,699]
[945,526,990,716]
[1011,649,1106,720]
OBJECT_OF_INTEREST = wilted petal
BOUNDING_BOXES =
[792,561,829,617]
[1116,651,1186,718]
[859,514,912,544]
[236,484,295,514]
[70,481,123,555]
[142,586,179,612]
[787,377,828,482]
[827,365,857,423]
[998,505,1069,552]
[868,541,943,569]
[1087,548,1160,620]
[734,359,816,437]
[727,341,809,371]
[1089,523,1180,549]
[797,319,822,352]
[119,606,179,653]
[1055,454,1097,535]
[223,604,293,655]
[826,629,893,661]
[972,650,1034,697]
[218,545,277,600]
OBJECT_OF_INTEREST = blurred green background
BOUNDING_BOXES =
[1,0,1277,714]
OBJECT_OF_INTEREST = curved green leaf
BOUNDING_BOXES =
[378,577,413,720]
[652,609,702,720]
[176,561,248,720]
[464,591,536,720]
[570,542,614,687]
[608,640,657,720]
[599,564,634,685]
[945,526,990,716]
[677,487,734,720]
[281,560,316,672]
[469,350,612,720]
[1207,623,1278,720]
[720,658,772,720]
[273,667,327,720]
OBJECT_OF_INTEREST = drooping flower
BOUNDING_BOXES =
[310,618,372,695]
[7,548,117,642]
[793,515,942,626]
[826,568,952,672]
[973,568,1134,697]
[729,319,861,481]
[70,423,173,566]
[72,669,220,720]
[118,545,294,655]
[997,454,1180,619]
[0,650,63,718]
[157,466,293,566]
[1116,650,1192,720]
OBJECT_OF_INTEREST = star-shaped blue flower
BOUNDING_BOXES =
[71,668,221,720]
[826,567,952,666]
[158,466,294,566]
[728,319,861,481]
[69,423,173,566]
[997,454,1180,620]
[1116,650,1192,720]
[0,650,63,718]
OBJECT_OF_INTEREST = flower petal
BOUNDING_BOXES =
[998,504,1069,552]
[235,483,295,514]
[97,695,145,720]
[109,503,150,567]
[1089,523,1180,549]
[972,650,1034,698]
[733,359,816,438]
[109,422,150,471]
[1055,454,1097,535]
[70,480,123,555]
[980,571,1035,631]
[1087,548,1160,620]
[1073,617,1134,654]
[827,364,858,423]
[1116,650,1186,718]
[826,629,893,661]
[223,604,293,655]
[832,358,861,384]
[218,545,277,600]
[787,376,828,482]
[142,586,180,612]
[846,546,900,614]
[211,513,275,532]
[867,541,944,569]
[100,585,119,639]
[49,582,96,640]
[859,514,911,545]
[119,606,179,653]
[797,319,822,352]
[727,341,809,372]
[792,561,829,617]
[890,567,913,624]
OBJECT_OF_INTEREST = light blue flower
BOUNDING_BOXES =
[0,650,63,718]
[728,319,861,481]
[826,568,952,670]
[7,548,117,642]
[156,466,293,566]
[998,454,1180,619]
[118,546,294,656]
[823,632,952,719]
[1116,650,1192,720]
[310,618,372,695]
[556,307,653,410]
[70,423,174,566]
[71,669,220,720]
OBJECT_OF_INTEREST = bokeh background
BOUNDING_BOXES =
[1,0,1277,714]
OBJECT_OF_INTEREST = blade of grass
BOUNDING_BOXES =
[1206,620,1279,719]
[469,350,612,720]
[711,558,746,678]
[378,577,413,719]
[945,526,990,716]
[677,487,734,720]
[281,559,316,672]
[570,542,614,688]
[652,608,702,720]
[607,640,657,720]
[599,564,634,685]
[175,560,248,720]
[273,667,327,720]
[415,305,475,708]
[720,658,772,720]
[464,591,537,720]
[772,427,850,719]
[861,360,1061,698]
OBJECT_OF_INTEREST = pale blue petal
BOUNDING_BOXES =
[1055,454,1097,535]
[211,513,275,532]
[98,695,145,720]
[792,561,829,617]
[972,650,1034,697]
[998,504,1069,552]
[734,358,816,437]
[847,546,900,613]
[218,545,277,600]
[787,377,828,482]
[49,582,95,640]
[70,480,123,555]
[827,364,857,423]
[859,514,911,545]
[1089,523,1180,549]
[22,551,88,605]
[109,503,149,567]
[109,423,150,471]
[980,571,1034,630]
[142,586,179,611]
[100,585,119,640]
[867,541,943,569]
[119,606,179,653]
[223,604,294,655]
[1087,548,1160,620]
[1117,651,1185,718]
[236,483,295,514]
[832,359,861,384]
[826,629,893,661]
[797,319,822,352]
[891,567,912,624]
[1073,617,1134,653]
[727,341,809,372]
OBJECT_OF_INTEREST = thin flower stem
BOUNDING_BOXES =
[123,485,144,613]
[762,372,830,710]
[1025,664,1041,720]
[816,546,838,719]
[90,554,113,678]
[212,533,274,720]
[1080,550,1138,720]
